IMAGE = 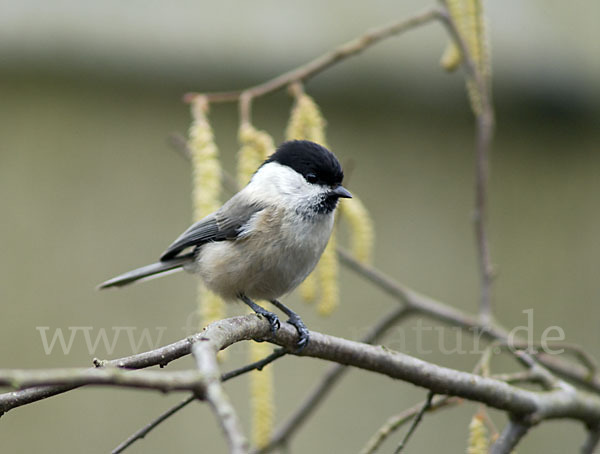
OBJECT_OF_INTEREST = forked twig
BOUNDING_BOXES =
[112,348,287,453]
[359,396,460,454]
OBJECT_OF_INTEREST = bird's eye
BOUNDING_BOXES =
[306,173,318,184]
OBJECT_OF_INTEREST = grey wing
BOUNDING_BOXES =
[160,199,264,261]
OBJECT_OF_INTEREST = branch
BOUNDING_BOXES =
[113,348,287,454]
[253,305,412,453]
[0,368,205,394]
[337,248,600,393]
[491,371,541,386]
[1,314,599,454]
[437,0,496,324]
[0,330,210,415]
[4,247,592,419]
[338,248,489,332]
[260,322,599,424]
[192,329,248,454]
[182,8,441,106]
[511,349,559,390]
[490,419,530,454]
[5,316,598,426]
[114,307,409,454]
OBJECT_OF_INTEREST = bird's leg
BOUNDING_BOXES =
[239,294,280,338]
[270,299,309,352]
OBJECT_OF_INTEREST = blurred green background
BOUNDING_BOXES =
[1,1,599,453]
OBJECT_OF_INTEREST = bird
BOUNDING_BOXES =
[98,140,352,350]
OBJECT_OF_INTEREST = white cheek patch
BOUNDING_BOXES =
[248,162,329,206]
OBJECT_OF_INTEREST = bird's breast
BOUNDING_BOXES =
[194,208,335,301]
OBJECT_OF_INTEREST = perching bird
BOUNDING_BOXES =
[99,140,352,350]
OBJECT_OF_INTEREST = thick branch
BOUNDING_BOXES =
[264,322,600,425]
[3,316,599,428]
[4,250,597,423]
[192,330,248,454]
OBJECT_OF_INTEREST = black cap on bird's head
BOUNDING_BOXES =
[266,140,348,192]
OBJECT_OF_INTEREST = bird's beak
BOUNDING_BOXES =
[331,185,352,199]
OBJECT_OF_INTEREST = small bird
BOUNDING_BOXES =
[99,140,351,350]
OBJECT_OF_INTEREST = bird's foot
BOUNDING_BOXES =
[286,314,310,352]
[261,310,281,337]
[269,299,310,352]
[239,294,280,338]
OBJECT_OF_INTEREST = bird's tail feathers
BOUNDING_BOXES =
[97,254,193,290]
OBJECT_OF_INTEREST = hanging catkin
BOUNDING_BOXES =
[238,121,277,449]
[285,93,339,313]
[188,97,226,328]
[440,0,491,115]
[339,196,374,265]
[467,413,489,454]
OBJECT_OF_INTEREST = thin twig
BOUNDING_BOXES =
[495,339,598,378]
[490,419,530,454]
[182,8,441,105]
[112,347,287,454]
[359,396,460,454]
[437,0,496,324]
[490,371,539,385]
[167,132,192,160]
[472,95,495,325]
[472,116,495,323]
[112,395,196,454]
[477,342,558,391]
[508,341,599,379]
[473,344,494,377]
[394,391,435,453]
[221,348,287,381]
[510,349,559,390]
[337,248,496,335]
